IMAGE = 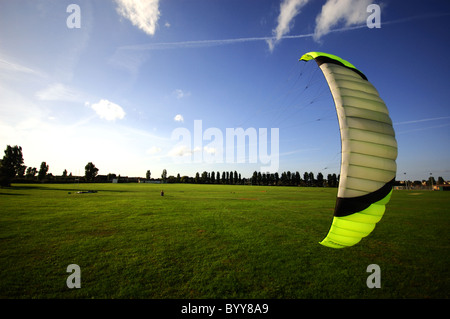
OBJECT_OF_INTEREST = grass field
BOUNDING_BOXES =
[0,183,448,299]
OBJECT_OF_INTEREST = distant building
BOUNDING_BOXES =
[433,185,450,191]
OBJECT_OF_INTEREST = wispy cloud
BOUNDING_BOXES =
[0,56,44,77]
[314,0,373,41]
[108,48,149,75]
[267,0,310,51]
[173,89,191,99]
[88,99,126,121]
[115,0,160,36]
[35,83,80,102]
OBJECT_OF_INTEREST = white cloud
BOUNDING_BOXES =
[203,146,216,155]
[173,89,191,99]
[314,0,373,41]
[35,83,80,102]
[89,99,126,121]
[268,0,310,51]
[146,146,162,154]
[167,145,201,157]
[115,0,160,36]
[164,22,171,28]
[168,145,190,157]
[174,114,184,122]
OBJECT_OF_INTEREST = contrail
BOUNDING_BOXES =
[397,123,450,134]
[119,36,277,51]
[394,116,450,125]
[118,12,450,52]
[118,24,354,51]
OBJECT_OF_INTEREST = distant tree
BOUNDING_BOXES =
[309,172,315,186]
[317,172,324,187]
[274,172,279,185]
[195,172,200,184]
[280,172,287,185]
[216,171,220,184]
[62,169,68,177]
[428,176,436,187]
[0,145,26,186]
[437,176,445,185]
[176,173,181,183]
[180,176,189,183]
[17,165,26,178]
[38,162,49,181]
[252,171,257,185]
[146,170,151,180]
[85,162,98,182]
[267,173,274,185]
[262,173,267,185]
[294,171,301,186]
[303,172,309,186]
[46,172,54,182]
[412,180,422,187]
[327,173,338,187]
[201,171,208,183]
[210,171,215,184]
[222,172,226,184]
[161,169,167,182]
[167,175,176,183]
[107,173,117,182]
[25,167,37,179]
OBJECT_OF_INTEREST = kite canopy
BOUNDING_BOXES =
[300,52,397,248]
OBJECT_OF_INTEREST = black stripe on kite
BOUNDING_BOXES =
[334,178,395,217]
[315,56,368,81]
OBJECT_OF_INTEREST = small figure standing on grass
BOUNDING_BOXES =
[160,190,164,196]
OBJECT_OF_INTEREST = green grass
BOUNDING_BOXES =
[0,183,448,299]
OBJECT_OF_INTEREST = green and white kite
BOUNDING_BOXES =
[300,52,398,248]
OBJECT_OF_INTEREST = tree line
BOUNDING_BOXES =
[0,145,101,186]
[160,170,339,187]
[0,144,339,188]
[2,144,446,188]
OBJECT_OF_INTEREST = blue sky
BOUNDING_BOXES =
[1,0,449,181]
